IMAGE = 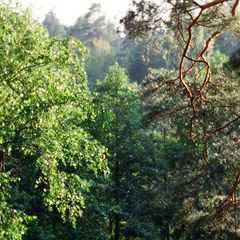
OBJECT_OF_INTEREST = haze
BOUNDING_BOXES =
[15,0,132,25]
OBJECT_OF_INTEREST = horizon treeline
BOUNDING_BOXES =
[42,3,240,87]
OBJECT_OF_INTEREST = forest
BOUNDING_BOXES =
[0,0,240,239]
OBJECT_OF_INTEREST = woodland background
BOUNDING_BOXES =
[0,1,240,239]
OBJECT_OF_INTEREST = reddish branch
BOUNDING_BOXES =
[170,0,240,223]
[175,0,239,166]
[211,171,240,221]
[124,0,240,222]
[232,0,240,15]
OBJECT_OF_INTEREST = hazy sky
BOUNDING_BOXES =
[15,0,132,26]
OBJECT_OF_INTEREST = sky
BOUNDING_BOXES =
[14,0,132,26]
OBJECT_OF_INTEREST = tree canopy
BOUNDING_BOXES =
[0,2,108,238]
[1,0,240,239]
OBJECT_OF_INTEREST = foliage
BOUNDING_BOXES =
[43,11,66,37]
[1,0,240,239]
[0,173,33,240]
[122,0,240,238]
[86,38,116,87]
[0,2,108,238]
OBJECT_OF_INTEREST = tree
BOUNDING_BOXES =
[43,11,66,37]
[91,65,141,239]
[86,38,116,87]
[67,3,117,47]
[122,0,240,237]
[65,3,121,87]
[0,2,108,238]
[85,65,182,239]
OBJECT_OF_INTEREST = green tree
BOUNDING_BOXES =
[43,11,66,37]
[86,65,180,239]
[67,3,118,47]
[122,0,240,238]
[65,3,120,87]
[91,64,141,239]
[0,2,108,238]
[86,38,116,88]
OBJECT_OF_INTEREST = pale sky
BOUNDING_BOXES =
[14,0,132,26]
